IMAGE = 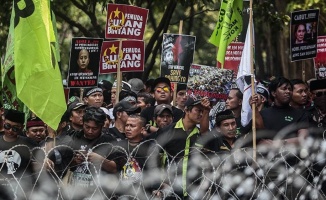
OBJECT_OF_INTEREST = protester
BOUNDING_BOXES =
[140,77,183,130]
[144,78,155,94]
[144,104,173,136]
[108,101,141,141]
[200,109,237,153]
[83,87,104,107]
[290,79,308,109]
[25,116,47,144]
[152,96,210,199]
[305,79,326,130]
[98,79,113,106]
[175,83,188,111]
[0,109,38,199]
[137,92,155,111]
[257,77,308,145]
[226,88,251,135]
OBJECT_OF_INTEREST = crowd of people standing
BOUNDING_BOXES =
[0,76,325,199]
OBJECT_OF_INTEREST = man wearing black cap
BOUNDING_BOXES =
[83,87,104,107]
[144,104,174,136]
[0,109,38,198]
[200,109,237,152]
[140,77,183,130]
[107,101,141,141]
[152,96,210,199]
[98,80,112,106]
[306,79,326,130]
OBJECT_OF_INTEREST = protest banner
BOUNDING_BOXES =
[68,38,103,88]
[219,42,244,75]
[105,4,148,40]
[187,64,235,101]
[160,33,196,83]
[290,9,319,61]
[99,40,145,74]
[313,36,326,79]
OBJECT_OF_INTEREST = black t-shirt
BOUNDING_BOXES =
[199,129,234,153]
[140,105,183,125]
[106,127,126,141]
[235,116,252,136]
[260,105,309,138]
[0,136,38,179]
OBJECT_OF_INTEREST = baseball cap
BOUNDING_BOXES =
[152,77,171,91]
[98,80,112,90]
[128,78,145,94]
[154,104,173,117]
[67,102,87,114]
[113,101,141,117]
[176,83,187,93]
[112,80,132,91]
[310,79,326,91]
[185,96,201,107]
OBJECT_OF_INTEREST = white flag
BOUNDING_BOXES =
[236,21,255,127]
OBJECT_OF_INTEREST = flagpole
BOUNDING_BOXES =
[116,39,123,104]
[249,0,256,162]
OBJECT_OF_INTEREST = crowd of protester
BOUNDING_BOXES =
[0,76,325,199]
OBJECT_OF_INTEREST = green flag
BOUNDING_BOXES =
[13,0,66,129]
[209,0,243,66]
[1,6,24,110]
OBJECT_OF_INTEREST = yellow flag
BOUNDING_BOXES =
[14,0,66,129]
[209,0,243,66]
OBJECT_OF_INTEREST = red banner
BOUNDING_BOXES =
[314,36,326,79]
[105,4,148,40]
[99,40,145,74]
[218,42,244,75]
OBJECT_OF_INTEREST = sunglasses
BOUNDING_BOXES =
[4,123,21,132]
[155,86,170,93]
[315,91,326,97]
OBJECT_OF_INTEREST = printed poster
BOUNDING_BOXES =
[99,40,145,74]
[290,9,319,61]
[160,33,196,83]
[313,36,326,79]
[67,38,103,88]
[187,64,235,101]
[219,42,244,75]
[105,4,148,40]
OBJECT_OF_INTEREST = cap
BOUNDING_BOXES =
[185,96,201,107]
[5,109,25,124]
[67,102,87,114]
[26,117,45,129]
[310,79,326,91]
[113,101,141,117]
[215,109,235,126]
[112,80,131,91]
[154,104,173,117]
[256,84,269,100]
[98,80,112,90]
[83,87,103,97]
[176,83,187,93]
[128,78,144,94]
[152,77,171,91]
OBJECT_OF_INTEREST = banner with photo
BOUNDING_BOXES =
[290,9,319,61]
[160,33,196,83]
[99,40,145,74]
[313,36,326,79]
[105,4,148,40]
[187,64,235,101]
[67,38,103,88]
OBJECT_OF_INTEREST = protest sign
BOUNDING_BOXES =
[99,40,145,74]
[219,42,244,75]
[187,64,235,101]
[290,9,319,61]
[105,4,148,40]
[313,36,326,79]
[160,33,196,83]
[68,38,103,88]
